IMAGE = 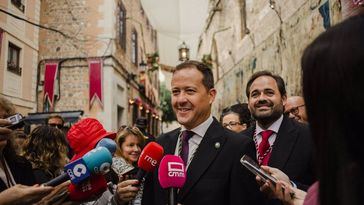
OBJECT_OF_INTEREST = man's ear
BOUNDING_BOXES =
[282,95,287,106]
[208,88,217,104]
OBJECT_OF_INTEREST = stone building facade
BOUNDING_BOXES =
[0,0,40,115]
[196,0,346,115]
[38,0,160,133]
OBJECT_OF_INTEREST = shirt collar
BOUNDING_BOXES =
[255,114,284,134]
[181,115,213,138]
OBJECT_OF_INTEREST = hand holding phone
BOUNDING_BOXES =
[5,113,25,130]
[240,155,277,186]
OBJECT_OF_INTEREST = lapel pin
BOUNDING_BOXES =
[214,142,221,149]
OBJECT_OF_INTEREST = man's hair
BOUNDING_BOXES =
[174,60,214,90]
[245,70,286,98]
[46,114,65,125]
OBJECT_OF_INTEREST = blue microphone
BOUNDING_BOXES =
[43,147,112,186]
[96,138,117,155]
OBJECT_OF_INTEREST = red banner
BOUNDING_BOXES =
[89,59,103,108]
[44,62,58,108]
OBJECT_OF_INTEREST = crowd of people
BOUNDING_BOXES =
[0,14,363,205]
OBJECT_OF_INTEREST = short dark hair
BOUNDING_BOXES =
[46,114,64,125]
[220,103,253,127]
[174,60,214,90]
[245,70,286,98]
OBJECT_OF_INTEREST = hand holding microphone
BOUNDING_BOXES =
[113,142,164,204]
[158,155,186,205]
[136,142,164,182]
[43,146,113,187]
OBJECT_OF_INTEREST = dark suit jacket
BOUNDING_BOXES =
[0,155,36,191]
[142,118,264,205]
[243,116,315,190]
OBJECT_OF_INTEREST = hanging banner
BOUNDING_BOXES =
[43,62,58,108]
[89,59,103,108]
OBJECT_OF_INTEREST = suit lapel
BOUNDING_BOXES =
[269,116,298,169]
[178,119,226,199]
[161,128,180,155]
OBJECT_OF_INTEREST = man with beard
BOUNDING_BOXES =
[243,71,315,196]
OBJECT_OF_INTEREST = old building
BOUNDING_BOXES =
[37,0,160,133]
[0,0,40,115]
[196,0,354,115]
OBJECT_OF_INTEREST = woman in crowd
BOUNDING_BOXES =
[258,14,364,205]
[22,125,69,184]
[0,97,36,191]
[111,126,146,204]
[0,97,53,204]
[220,103,252,133]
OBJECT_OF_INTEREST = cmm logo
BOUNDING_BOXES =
[167,162,184,177]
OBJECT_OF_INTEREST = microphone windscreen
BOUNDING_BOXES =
[137,142,164,172]
[158,155,186,189]
[96,138,117,155]
[82,147,113,175]
[68,175,107,201]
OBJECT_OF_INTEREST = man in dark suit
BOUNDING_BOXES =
[243,71,315,194]
[112,60,260,205]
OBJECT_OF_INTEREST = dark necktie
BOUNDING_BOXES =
[258,130,273,165]
[180,130,194,165]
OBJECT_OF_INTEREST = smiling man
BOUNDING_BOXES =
[243,71,315,199]
[141,61,263,205]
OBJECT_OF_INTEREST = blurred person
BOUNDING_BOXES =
[257,14,364,205]
[13,130,27,155]
[66,118,116,205]
[46,115,64,129]
[220,103,253,132]
[134,117,155,144]
[22,125,69,184]
[244,71,315,195]
[0,97,54,204]
[0,97,36,191]
[284,96,307,124]
[111,126,146,205]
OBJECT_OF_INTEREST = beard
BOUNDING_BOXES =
[251,102,284,128]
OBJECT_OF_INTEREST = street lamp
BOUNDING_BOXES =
[178,41,190,62]
[139,60,147,73]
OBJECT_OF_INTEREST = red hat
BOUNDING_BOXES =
[67,118,116,161]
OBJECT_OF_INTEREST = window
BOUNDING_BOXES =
[118,3,126,50]
[131,30,138,65]
[11,0,25,13]
[7,43,22,75]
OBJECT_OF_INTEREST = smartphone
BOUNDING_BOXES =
[240,155,277,186]
[5,113,25,130]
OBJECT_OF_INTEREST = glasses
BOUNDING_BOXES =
[285,104,305,115]
[48,123,63,129]
[223,121,241,128]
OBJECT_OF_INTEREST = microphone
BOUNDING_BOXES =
[136,142,164,182]
[158,155,186,205]
[44,147,112,186]
[68,175,108,201]
[96,138,117,155]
